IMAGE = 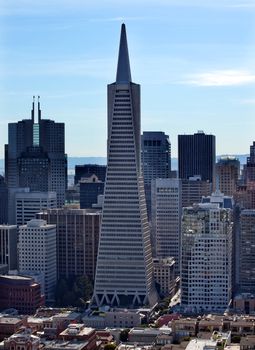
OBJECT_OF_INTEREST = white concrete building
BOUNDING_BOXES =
[93,24,157,307]
[16,190,57,226]
[151,178,181,272]
[181,199,233,312]
[18,219,56,303]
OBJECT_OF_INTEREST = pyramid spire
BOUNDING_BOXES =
[116,23,132,83]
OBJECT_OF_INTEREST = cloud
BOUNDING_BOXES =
[182,70,255,87]
[240,98,255,104]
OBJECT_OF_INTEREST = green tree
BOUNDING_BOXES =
[104,344,116,350]
[119,329,129,342]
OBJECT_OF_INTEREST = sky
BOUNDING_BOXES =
[0,0,255,158]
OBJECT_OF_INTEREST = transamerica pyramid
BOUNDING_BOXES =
[92,24,158,307]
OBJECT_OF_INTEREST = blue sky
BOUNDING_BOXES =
[0,0,255,158]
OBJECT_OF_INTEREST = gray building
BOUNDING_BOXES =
[141,131,171,218]
[16,190,57,226]
[0,176,8,224]
[239,210,255,293]
[0,225,18,271]
[5,97,66,223]
[92,24,157,307]
[151,178,181,272]
[181,175,212,208]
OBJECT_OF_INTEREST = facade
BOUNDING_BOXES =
[215,156,240,196]
[4,329,40,350]
[0,225,18,270]
[74,164,106,185]
[153,257,176,297]
[80,175,105,209]
[245,142,255,182]
[93,24,157,307]
[181,198,233,312]
[181,175,212,207]
[0,317,27,341]
[5,97,66,222]
[151,178,181,271]
[37,208,101,280]
[239,210,255,293]
[178,131,216,183]
[0,275,44,314]
[16,190,57,225]
[141,131,171,218]
[0,175,8,224]
[18,219,57,303]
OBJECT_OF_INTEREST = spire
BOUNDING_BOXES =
[38,95,41,122]
[31,96,35,122]
[116,23,132,84]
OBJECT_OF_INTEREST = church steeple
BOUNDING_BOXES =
[116,23,132,83]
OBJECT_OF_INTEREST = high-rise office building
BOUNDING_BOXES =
[181,192,233,312]
[5,97,66,222]
[0,175,8,224]
[239,210,255,293]
[178,131,215,183]
[93,24,157,307]
[80,175,105,209]
[37,208,101,281]
[151,178,181,272]
[16,190,57,225]
[181,175,211,208]
[0,225,18,270]
[74,164,107,185]
[245,142,255,182]
[141,132,171,218]
[18,219,57,303]
[215,156,240,196]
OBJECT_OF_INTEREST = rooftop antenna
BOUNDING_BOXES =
[38,95,41,122]
[31,96,35,123]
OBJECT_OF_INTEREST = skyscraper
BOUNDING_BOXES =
[181,194,233,313]
[239,210,255,293]
[37,208,101,281]
[151,178,181,272]
[141,132,171,218]
[93,24,157,307]
[178,131,215,183]
[18,219,57,303]
[215,156,240,196]
[5,97,66,222]
[0,176,8,224]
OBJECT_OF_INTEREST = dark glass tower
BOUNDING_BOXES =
[5,97,66,222]
[93,24,157,307]
[178,131,215,183]
[0,175,8,224]
[141,131,171,219]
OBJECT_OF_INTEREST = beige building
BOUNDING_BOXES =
[215,156,240,196]
[153,257,176,297]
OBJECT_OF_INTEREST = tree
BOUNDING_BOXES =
[119,329,129,342]
[104,344,116,350]
[54,275,93,307]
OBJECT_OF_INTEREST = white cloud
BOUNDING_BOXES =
[240,98,255,104]
[182,70,255,86]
